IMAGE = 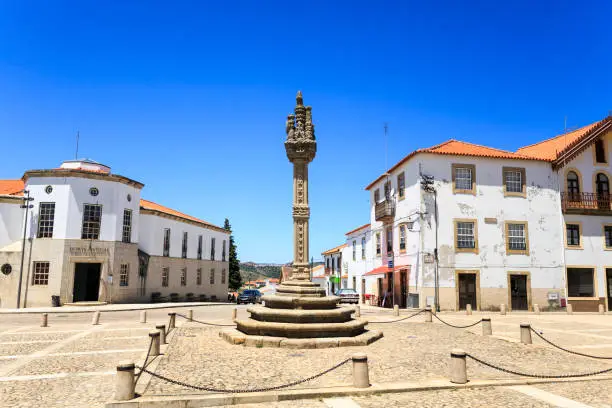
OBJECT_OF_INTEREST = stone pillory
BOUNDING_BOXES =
[228,92,382,347]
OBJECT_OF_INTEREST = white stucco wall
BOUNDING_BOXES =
[0,201,23,248]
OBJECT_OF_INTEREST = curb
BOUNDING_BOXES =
[0,303,233,314]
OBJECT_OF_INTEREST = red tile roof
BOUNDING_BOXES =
[345,223,370,236]
[321,243,347,255]
[0,180,24,196]
[364,265,410,276]
[139,199,226,231]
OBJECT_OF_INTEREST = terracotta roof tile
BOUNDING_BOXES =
[139,199,225,231]
[345,223,370,236]
[321,243,347,255]
[0,180,24,196]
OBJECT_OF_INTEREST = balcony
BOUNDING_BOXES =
[375,200,396,223]
[561,192,612,215]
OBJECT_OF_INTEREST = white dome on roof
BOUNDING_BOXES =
[59,159,111,174]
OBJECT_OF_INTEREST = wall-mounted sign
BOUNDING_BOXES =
[387,260,394,268]
[547,292,559,300]
[484,218,497,224]
[69,247,110,257]
[423,253,434,263]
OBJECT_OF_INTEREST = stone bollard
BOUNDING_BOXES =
[466,304,472,315]
[533,304,540,315]
[115,361,136,401]
[500,304,506,315]
[355,305,361,318]
[41,313,48,328]
[352,353,370,388]
[520,323,532,345]
[567,304,573,315]
[450,349,467,384]
[140,311,147,323]
[599,304,605,314]
[187,309,193,322]
[156,324,167,345]
[482,317,492,336]
[168,312,176,331]
[393,305,399,316]
[232,307,238,321]
[425,307,432,322]
[92,311,100,325]
[149,330,161,357]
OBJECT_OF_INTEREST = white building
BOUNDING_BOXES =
[353,115,612,312]
[321,244,346,295]
[0,159,230,308]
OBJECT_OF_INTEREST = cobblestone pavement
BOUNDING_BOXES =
[2,305,612,407]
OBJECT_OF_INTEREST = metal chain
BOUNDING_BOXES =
[136,357,352,393]
[134,336,154,384]
[466,353,612,378]
[431,313,482,328]
[530,327,612,360]
[369,309,427,324]
[175,313,236,327]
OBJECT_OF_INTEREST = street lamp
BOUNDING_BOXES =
[17,190,34,309]
[421,175,440,312]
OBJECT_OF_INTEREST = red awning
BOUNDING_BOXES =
[364,265,410,277]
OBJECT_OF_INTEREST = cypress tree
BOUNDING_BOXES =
[224,218,242,290]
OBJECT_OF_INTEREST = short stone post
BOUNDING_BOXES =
[355,305,361,318]
[599,304,605,314]
[149,330,161,357]
[187,309,193,322]
[520,323,532,345]
[393,304,399,316]
[466,304,472,315]
[482,317,492,336]
[352,353,370,388]
[425,307,432,322]
[500,304,506,315]
[232,307,237,321]
[41,313,48,327]
[168,312,176,330]
[450,349,467,384]
[567,304,573,315]
[115,361,135,401]
[156,324,167,345]
[92,311,100,325]
[533,304,540,315]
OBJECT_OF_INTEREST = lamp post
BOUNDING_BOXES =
[421,175,440,312]
[17,190,34,309]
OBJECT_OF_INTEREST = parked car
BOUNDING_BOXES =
[237,289,262,304]
[335,288,359,304]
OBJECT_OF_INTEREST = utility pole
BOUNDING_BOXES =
[420,174,439,312]
[17,190,34,309]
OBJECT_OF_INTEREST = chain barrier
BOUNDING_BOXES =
[466,353,612,378]
[136,357,352,393]
[530,327,612,360]
[175,313,236,327]
[369,309,427,324]
[134,336,155,384]
[431,312,482,328]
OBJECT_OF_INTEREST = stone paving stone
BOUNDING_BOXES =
[11,351,144,376]
[55,337,147,353]
[536,379,612,407]
[230,400,327,407]
[0,341,54,356]
[0,332,75,342]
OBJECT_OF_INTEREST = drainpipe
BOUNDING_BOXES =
[556,168,568,308]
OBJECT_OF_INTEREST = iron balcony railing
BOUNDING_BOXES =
[561,192,611,213]
[375,199,396,222]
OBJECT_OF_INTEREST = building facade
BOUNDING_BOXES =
[0,159,230,308]
[321,244,346,295]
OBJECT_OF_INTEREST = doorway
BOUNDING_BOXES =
[607,269,612,311]
[510,274,528,310]
[73,263,101,302]
[457,273,477,310]
[400,270,408,308]
[377,278,383,307]
[361,278,365,304]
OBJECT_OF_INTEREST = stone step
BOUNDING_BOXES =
[275,286,327,297]
[247,306,354,323]
[235,318,367,338]
[261,295,340,310]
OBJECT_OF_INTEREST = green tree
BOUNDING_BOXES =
[224,218,242,290]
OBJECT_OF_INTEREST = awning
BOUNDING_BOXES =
[364,264,410,277]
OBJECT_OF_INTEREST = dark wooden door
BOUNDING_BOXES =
[510,275,528,310]
[400,270,408,308]
[607,269,612,311]
[458,273,477,310]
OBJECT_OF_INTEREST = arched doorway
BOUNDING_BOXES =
[596,173,610,210]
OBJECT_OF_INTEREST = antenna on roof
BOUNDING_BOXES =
[75,131,80,160]
[384,123,389,172]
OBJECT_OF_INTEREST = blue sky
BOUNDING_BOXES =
[0,1,610,263]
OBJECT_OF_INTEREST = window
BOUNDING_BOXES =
[566,224,581,248]
[197,235,203,260]
[32,262,49,285]
[222,240,226,262]
[221,268,226,284]
[503,167,525,196]
[567,171,580,197]
[567,268,594,297]
[595,139,607,164]
[399,225,406,252]
[386,227,393,254]
[374,189,380,203]
[180,268,187,286]
[361,237,366,259]
[337,256,341,270]
[596,173,610,196]
[326,258,330,269]
[81,204,102,239]
[182,232,188,258]
[397,172,405,199]
[163,229,170,257]
[122,209,132,243]
[196,268,202,285]
[375,233,381,256]
[605,225,612,249]
[211,238,216,261]
[161,267,169,287]
[37,203,55,238]
[506,222,528,254]
[455,220,477,252]
[210,268,215,284]
[452,164,475,194]
[119,264,129,287]
[352,240,356,261]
